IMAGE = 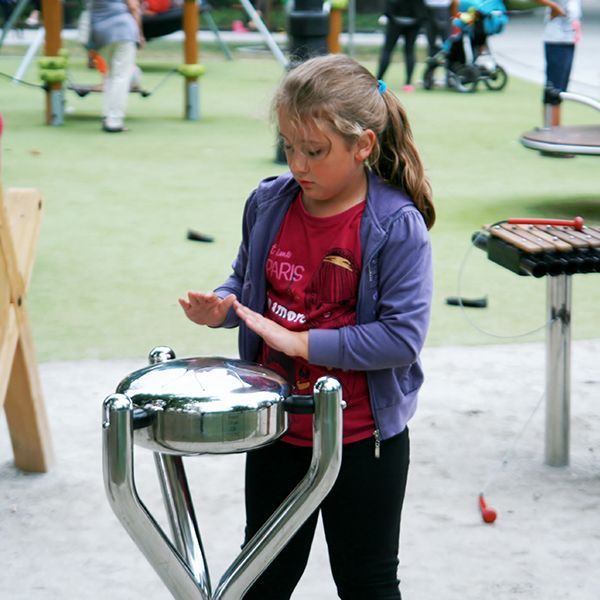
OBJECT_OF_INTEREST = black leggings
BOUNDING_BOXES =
[377,20,421,85]
[242,428,410,599]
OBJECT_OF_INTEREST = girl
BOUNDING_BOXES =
[179,54,434,600]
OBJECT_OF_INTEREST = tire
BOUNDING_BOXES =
[423,65,435,90]
[449,65,479,93]
[484,65,508,91]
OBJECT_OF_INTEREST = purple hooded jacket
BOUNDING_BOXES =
[215,170,433,441]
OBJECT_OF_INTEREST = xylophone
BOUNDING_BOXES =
[472,217,600,278]
[472,217,599,467]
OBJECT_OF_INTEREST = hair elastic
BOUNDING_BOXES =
[377,79,387,95]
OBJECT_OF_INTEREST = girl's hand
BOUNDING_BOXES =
[178,292,236,327]
[233,300,308,360]
[572,19,582,43]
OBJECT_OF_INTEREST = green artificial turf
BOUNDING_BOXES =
[1,41,598,362]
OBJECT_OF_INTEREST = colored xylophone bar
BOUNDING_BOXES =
[472,222,600,277]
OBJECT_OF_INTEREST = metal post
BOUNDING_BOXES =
[545,274,571,467]
[154,454,212,597]
[239,0,288,68]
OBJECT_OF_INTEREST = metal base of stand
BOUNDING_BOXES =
[185,81,200,121]
[50,89,64,126]
[545,274,571,467]
[103,353,344,600]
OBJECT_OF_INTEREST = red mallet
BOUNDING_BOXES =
[507,216,584,231]
[478,493,497,524]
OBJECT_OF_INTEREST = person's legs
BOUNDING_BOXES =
[426,6,451,56]
[321,428,410,600]
[103,40,136,130]
[425,9,438,57]
[242,441,319,600]
[402,26,420,86]
[544,42,575,126]
[377,20,403,80]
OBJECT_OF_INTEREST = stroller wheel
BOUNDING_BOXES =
[449,65,479,93]
[423,65,435,90]
[484,65,508,91]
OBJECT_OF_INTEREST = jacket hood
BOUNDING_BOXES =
[253,170,419,229]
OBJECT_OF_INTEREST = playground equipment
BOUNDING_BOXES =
[0,116,53,471]
[472,217,600,466]
[520,89,600,157]
[7,0,209,124]
[103,347,344,599]
[142,2,233,60]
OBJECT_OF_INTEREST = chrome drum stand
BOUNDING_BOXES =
[102,347,344,599]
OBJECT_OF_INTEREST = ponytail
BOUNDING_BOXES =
[372,93,435,229]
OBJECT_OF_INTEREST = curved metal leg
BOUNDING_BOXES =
[213,376,344,600]
[155,453,212,597]
[102,394,208,600]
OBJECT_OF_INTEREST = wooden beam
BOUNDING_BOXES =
[1,186,53,472]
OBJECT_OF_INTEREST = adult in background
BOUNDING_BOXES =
[536,0,581,127]
[423,0,452,57]
[377,0,428,92]
[90,0,145,132]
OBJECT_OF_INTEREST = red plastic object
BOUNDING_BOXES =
[507,217,584,231]
[478,493,497,524]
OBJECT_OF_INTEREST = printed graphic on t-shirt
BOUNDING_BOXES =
[260,196,374,445]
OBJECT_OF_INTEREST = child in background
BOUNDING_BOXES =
[536,0,581,127]
[179,54,434,599]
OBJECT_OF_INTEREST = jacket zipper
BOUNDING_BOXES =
[373,428,381,459]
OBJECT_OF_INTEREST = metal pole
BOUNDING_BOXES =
[238,0,289,68]
[154,454,212,597]
[213,376,344,600]
[347,0,355,57]
[13,27,45,83]
[545,274,571,467]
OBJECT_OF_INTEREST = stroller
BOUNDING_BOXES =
[423,0,509,93]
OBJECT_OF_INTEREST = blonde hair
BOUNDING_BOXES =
[272,54,435,229]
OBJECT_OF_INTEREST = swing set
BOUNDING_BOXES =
[1,0,287,125]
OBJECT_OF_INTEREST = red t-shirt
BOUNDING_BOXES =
[260,194,375,446]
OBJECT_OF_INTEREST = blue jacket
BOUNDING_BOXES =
[215,170,433,441]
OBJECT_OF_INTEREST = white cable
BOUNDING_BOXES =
[480,387,545,494]
[455,231,555,340]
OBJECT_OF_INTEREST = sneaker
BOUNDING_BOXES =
[231,20,249,33]
[402,84,415,93]
[102,124,129,133]
[25,10,40,27]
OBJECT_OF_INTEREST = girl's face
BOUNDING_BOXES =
[278,112,376,217]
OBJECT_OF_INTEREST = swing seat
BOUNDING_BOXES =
[68,83,151,98]
[520,125,600,156]
[520,90,600,157]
